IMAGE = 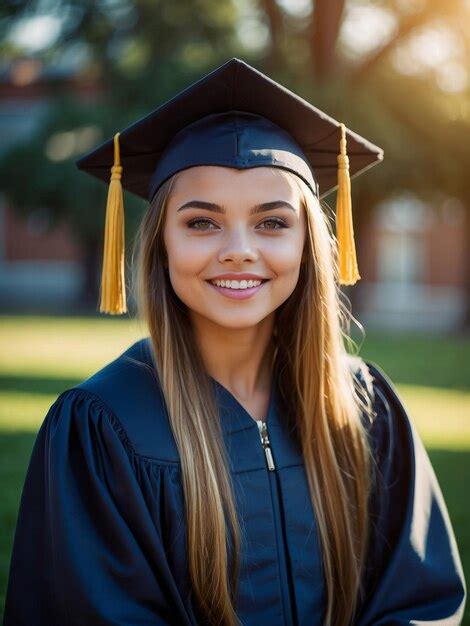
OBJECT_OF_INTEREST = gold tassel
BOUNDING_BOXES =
[336,123,360,286]
[99,132,127,314]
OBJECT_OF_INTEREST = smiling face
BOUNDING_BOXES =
[162,165,307,331]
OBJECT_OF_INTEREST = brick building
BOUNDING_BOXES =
[0,60,468,329]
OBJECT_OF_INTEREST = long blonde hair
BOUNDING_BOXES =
[131,167,375,626]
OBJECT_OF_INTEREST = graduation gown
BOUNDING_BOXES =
[3,337,465,625]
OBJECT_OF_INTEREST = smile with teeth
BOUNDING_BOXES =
[210,279,264,290]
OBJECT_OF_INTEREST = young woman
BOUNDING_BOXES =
[3,58,465,626]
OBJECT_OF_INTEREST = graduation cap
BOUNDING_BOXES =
[76,57,384,315]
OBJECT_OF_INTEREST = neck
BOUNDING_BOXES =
[189,312,276,398]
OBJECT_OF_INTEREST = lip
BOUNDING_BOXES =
[207,273,268,281]
[206,279,268,300]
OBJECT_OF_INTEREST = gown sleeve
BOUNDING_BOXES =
[2,388,194,626]
[355,361,466,625]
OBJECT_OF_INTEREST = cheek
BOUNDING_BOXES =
[165,250,206,309]
[169,248,205,278]
[165,244,216,310]
[164,224,210,278]
[264,238,303,277]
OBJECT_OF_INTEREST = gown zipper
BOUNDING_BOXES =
[256,419,275,470]
[255,419,297,626]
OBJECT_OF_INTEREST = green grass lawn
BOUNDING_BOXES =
[0,315,468,621]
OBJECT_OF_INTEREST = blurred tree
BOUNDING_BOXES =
[0,0,242,309]
[255,0,469,324]
[0,0,469,322]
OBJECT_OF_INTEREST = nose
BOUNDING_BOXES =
[217,227,259,264]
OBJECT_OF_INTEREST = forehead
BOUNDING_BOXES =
[169,165,301,204]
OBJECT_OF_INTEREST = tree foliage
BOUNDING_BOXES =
[0,0,469,311]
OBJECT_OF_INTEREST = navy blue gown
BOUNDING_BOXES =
[3,337,466,625]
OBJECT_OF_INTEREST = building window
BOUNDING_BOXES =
[376,194,430,285]
[378,231,425,284]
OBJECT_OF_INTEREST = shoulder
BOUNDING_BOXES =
[76,336,159,405]
[59,337,179,463]
[362,359,415,458]
[350,358,420,526]
[344,354,416,467]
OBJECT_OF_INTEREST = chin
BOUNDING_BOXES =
[205,312,271,330]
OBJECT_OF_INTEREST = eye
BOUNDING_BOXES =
[257,217,288,230]
[185,216,289,231]
[186,218,218,230]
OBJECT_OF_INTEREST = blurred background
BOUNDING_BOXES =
[0,0,468,621]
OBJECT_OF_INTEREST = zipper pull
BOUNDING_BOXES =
[256,420,275,471]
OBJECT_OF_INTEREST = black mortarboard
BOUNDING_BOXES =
[76,57,384,315]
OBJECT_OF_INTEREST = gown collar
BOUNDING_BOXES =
[137,336,281,436]
[210,375,280,435]
[133,337,302,471]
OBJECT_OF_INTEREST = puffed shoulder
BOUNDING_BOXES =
[59,338,181,463]
[345,356,422,542]
[360,359,415,465]
[344,354,413,457]
[3,348,191,626]
[351,359,466,623]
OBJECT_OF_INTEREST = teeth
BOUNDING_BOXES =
[210,279,263,289]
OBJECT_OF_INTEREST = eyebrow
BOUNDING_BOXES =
[176,200,296,215]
